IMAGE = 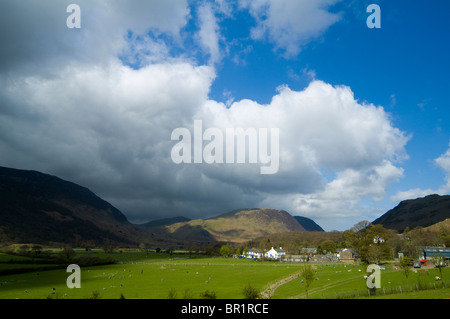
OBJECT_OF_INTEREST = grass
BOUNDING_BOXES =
[272,262,450,299]
[0,250,449,299]
[357,287,450,299]
[0,252,301,299]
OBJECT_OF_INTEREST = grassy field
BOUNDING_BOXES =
[272,262,450,299]
[0,250,449,299]
[0,250,301,299]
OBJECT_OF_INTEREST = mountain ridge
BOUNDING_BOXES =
[5,166,448,247]
[293,216,324,232]
[372,194,450,232]
[0,166,325,246]
[0,166,143,246]
[155,208,307,243]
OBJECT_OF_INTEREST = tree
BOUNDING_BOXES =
[186,241,198,256]
[220,244,233,257]
[31,245,42,257]
[366,245,383,265]
[18,244,29,255]
[102,239,116,253]
[351,220,371,232]
[319,239,336,254]
[399,256,414,289]
[342,229,357,248]
[242,284,260,299]
[349,223,391,264]
[300,264,315,299]
[432,255,447,287]
[29,245,43,262]
[61,247,76,261]
[438,225,450,247]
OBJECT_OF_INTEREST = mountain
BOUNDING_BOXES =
[423,218,450,232]
[373,194,450,232]
[139,216,191,229]
[293,216,324,232]
[0,166,144,246]
[0,166,325,247]
[152,208,307,243]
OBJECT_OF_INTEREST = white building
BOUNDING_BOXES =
[265,247,286,260]
[246,248,263,259]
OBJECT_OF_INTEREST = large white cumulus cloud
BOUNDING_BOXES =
[0,0,411,230]
[0,67,409,227]
[0,0,190,73]
[197,81,409,229]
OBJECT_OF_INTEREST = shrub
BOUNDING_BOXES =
[200,290,217,299]
[168,288,178,299]
[242,284,260,299]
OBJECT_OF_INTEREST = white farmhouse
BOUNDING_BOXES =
[265,247,286,260]
[246,248,263,259]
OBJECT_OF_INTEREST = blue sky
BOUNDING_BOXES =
[205,0,450,208]
[1,0,449,231]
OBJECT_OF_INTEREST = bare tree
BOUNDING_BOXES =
[300,264,315,299]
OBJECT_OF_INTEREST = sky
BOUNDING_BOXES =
[0,0,449,231]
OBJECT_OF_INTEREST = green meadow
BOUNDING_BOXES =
[0,250,300,299]
[272,262,450,299]
[0,250,449,299]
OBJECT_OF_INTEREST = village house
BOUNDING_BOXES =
[265,247,286,260]
[310,253,339,263]
[301,248,318,255]
[244,247,287,260]
[245,248,263,259]
[282,255,305,262]
[338,248,356,263]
